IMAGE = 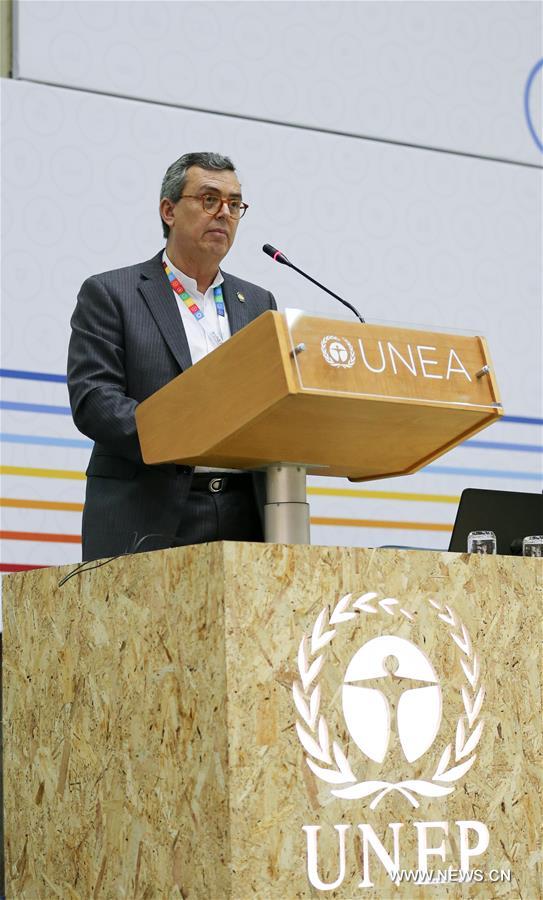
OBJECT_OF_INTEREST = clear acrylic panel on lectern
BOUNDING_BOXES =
[284,308,502,411]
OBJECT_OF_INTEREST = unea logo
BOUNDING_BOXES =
[321,335,356,368]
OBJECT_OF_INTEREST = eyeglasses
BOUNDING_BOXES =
[180,193,249,219]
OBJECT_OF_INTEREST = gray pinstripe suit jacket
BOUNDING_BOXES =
[67,249,277,560]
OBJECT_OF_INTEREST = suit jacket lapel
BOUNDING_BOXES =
[138,251,193,371]
[221,273,251,334]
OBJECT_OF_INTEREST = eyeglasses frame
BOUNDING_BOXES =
[179,193,249,219]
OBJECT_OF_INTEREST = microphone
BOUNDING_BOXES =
[262,243,364,324]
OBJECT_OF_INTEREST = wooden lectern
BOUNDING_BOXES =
[136,311,501,479]
[135,311,502,543]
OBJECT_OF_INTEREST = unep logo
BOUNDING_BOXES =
[342,635,441,766]
[293,592,485,810]
[320,335,356,368]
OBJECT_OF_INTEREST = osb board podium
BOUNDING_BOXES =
[3,544,541,898]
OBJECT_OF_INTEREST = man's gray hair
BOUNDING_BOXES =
[159,151,236,238]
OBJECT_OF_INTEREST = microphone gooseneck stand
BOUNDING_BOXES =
[262,244,364,544]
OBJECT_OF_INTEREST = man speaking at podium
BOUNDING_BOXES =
[68,152,277,561]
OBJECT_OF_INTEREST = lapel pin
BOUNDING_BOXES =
[236,291,245,302]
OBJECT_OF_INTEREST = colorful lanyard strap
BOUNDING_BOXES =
[162,260,225,320]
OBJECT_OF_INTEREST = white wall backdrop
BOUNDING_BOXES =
[13,0,542,165]
[1,0,542,576]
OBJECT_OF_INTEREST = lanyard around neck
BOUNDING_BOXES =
[162,259,225,347]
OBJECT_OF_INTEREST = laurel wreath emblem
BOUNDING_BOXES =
[320,335,356,368]
[293,592,485,809]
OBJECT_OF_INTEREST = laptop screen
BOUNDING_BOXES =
[448,488,543,555]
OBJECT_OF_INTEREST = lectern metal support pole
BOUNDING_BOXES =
[264,464,310,544]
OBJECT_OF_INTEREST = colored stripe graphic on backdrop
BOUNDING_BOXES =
[311,518,453,532]
[2,462,540,482]
[0,368,68,382]
[0,400,72,415]
[1,368,541,572]
[1,530,81,544]
[1,466,86,480]
[2,491,454,515]
[1,366,542,424]
[1,498,84,511]
[1,432,542,453]
[0,433,93,448]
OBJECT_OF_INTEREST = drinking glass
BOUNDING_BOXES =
[522,535,543,557]
[467,530,497,554]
